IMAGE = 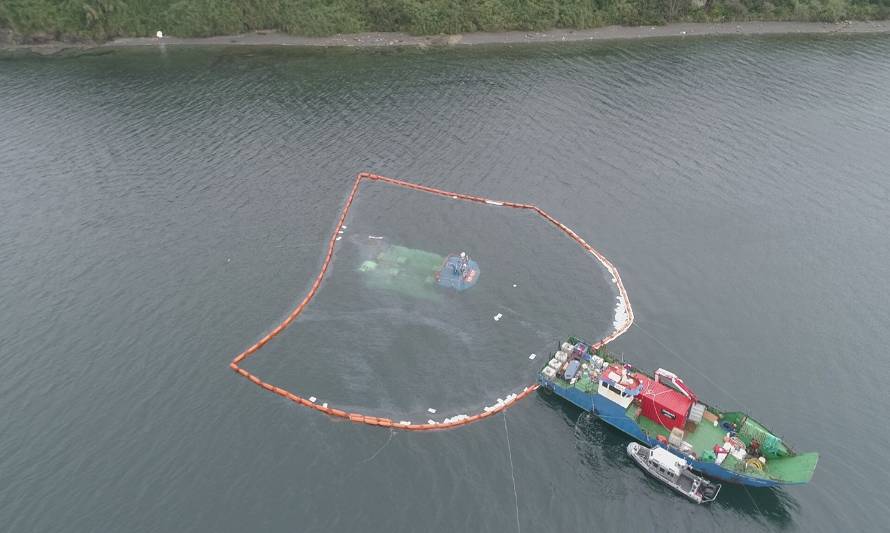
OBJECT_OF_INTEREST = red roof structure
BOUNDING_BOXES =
[634,372,693,431]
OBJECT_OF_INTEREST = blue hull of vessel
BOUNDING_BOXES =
[539,376,785,488]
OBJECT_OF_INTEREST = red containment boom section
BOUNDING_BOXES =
[228,172,635,431]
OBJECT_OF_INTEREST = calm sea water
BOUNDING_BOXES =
[2,35,889,532]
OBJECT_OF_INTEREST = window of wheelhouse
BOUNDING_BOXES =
[602,382,624,396]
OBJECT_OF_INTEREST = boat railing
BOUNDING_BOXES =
[701,483,721,503]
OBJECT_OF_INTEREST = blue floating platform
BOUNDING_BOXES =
[436,255,480,292]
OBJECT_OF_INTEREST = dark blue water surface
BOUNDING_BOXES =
[1,35,889,532]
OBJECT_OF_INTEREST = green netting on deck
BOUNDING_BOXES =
[738,416,790,458]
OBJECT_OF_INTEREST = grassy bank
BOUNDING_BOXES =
[2,0,889,43]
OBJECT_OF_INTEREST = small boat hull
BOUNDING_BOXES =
[627,442,721,503]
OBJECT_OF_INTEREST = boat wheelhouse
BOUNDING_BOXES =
[435,252,479,291]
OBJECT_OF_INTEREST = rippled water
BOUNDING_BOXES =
[2,35,889,532]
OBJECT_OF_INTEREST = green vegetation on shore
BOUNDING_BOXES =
[1,0,888,43]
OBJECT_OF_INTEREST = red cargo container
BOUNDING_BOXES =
[634,373,693,431]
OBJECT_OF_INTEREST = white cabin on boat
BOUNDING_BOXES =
[648,446,687,477]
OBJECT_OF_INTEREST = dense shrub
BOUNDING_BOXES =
[1,0,888,41]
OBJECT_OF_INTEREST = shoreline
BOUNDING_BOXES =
[4,21,889,55]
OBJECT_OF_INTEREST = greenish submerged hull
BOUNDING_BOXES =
[358,244,444,300]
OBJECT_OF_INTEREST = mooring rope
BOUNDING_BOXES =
[356,428,395,465]
[503,412,521,533]
[229,172,635,430]
[742,484,765,517]
[632,320,750,413]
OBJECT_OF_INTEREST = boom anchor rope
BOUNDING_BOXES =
[504,412,521,533]
[229,172,635,430]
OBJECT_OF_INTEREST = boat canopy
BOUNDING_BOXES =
[650,446,686,476]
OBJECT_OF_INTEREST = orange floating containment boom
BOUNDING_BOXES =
[228,172,634,430]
